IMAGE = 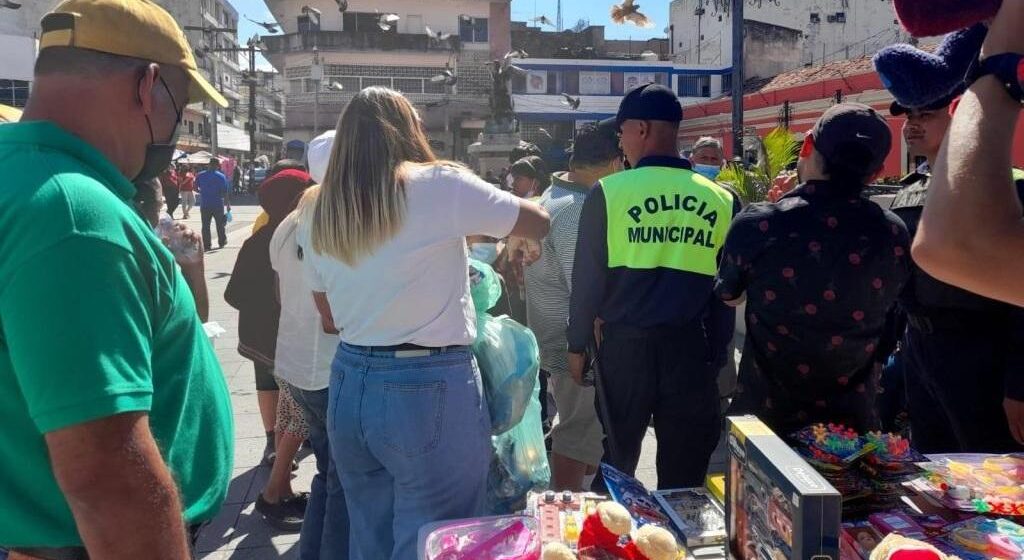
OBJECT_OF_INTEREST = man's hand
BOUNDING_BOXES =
[1005,397,1024,445]
[568,352,587,386]
[312,292,339,334]
[501,237,542,288]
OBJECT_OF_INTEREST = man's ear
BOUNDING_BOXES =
[137,63,161,114]
[800,136,814,158]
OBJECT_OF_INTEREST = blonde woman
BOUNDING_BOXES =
[298,87,550,559]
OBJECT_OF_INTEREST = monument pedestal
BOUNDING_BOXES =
[467,119,521,177]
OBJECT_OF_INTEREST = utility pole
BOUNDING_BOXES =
[210,57,220,158]
[730,0,744,159]
[696,6,705,64]
[247,37,258,191]
[185,25,237,157]
[311,46,323,137]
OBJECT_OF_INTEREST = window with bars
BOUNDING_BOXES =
[0,80,29,108]
[459,17,488,42]
[678,75,711,97]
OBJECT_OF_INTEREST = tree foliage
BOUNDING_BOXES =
[717,127,800,204]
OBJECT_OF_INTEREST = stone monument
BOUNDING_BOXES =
[468,59,524,175]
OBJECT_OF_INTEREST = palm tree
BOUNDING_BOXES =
[717,127,800,204]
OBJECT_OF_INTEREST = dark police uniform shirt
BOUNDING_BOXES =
[892,170,1024,401]
[715,181,911,428]
[568,156,742,366]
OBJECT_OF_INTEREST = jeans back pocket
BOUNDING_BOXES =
[382,381,446,458]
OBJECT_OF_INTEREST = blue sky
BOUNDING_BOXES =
[231,0,669,69]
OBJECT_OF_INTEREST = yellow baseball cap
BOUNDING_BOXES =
[39,0,228,108]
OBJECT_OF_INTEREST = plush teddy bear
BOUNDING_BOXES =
[578,501,633,556]
[873,23,987,110]
[869,533,954,560]
[622,525,680,560]
[893,0,1000,38]
[542,542,579,560]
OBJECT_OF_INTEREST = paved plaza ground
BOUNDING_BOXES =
[187,199,724,559]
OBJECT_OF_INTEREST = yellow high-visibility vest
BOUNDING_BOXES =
[601,166,734,276]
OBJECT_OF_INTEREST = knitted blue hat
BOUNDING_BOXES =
[873,23,986,110]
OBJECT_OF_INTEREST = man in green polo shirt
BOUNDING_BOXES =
[0,1,233,557]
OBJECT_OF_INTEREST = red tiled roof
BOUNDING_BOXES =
[743,42,939,94]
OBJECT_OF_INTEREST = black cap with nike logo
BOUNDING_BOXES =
[810,102,892,174]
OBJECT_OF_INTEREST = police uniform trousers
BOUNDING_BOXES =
[903,313,1020,453]
[593,320,720,490]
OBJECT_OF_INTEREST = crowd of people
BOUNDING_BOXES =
[3,1,1024,559]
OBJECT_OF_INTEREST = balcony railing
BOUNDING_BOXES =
[262,31,460,55]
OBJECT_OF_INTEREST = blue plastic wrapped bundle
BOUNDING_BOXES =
[487,375,550,514]
[467,258,550,513]
[468,259,541,434]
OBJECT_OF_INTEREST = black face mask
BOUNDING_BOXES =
[135,76,183,182]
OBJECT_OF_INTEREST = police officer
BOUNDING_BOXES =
[889,95,1024,453]
[567,84,741,489]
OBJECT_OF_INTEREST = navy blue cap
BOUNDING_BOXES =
[889,85,963,116]
[615,84,683,127]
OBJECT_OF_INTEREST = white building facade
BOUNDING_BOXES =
[669,0,907,78]
[0,1,59,109]
[158,0,252,157]
[261,0,511,159]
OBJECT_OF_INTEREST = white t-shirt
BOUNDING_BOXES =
[270,211,341,391]
[298,164,520,347]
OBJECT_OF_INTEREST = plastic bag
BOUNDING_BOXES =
[487,376,550,514]
[473,314,541,435]
[225,209,234,223]
[468,259,539,434]
[469,258,502,317]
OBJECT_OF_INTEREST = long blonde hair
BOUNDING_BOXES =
[310,87,437,264]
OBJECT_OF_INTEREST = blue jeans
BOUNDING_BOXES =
[290,384,350,560]
[329,343,491,560]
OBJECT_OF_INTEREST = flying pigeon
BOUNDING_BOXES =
[531,15,555,27]
[245,16,279,34]
[377,12,400,31]
[561,93,581,110]
[611,0,655,28]
[504,49,529,61]
[425,25,454,42]
[335,0,348,13]
[430,67,458,86]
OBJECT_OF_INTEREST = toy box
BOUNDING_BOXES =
[653,488,726,547]
[523,490,607,551]
[726,416,842,560]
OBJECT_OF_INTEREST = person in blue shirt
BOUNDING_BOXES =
[196,158,231,250]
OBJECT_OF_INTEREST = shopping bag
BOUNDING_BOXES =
[468,259,540,435]
[473,314,541,434]
[486,376,551,514]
